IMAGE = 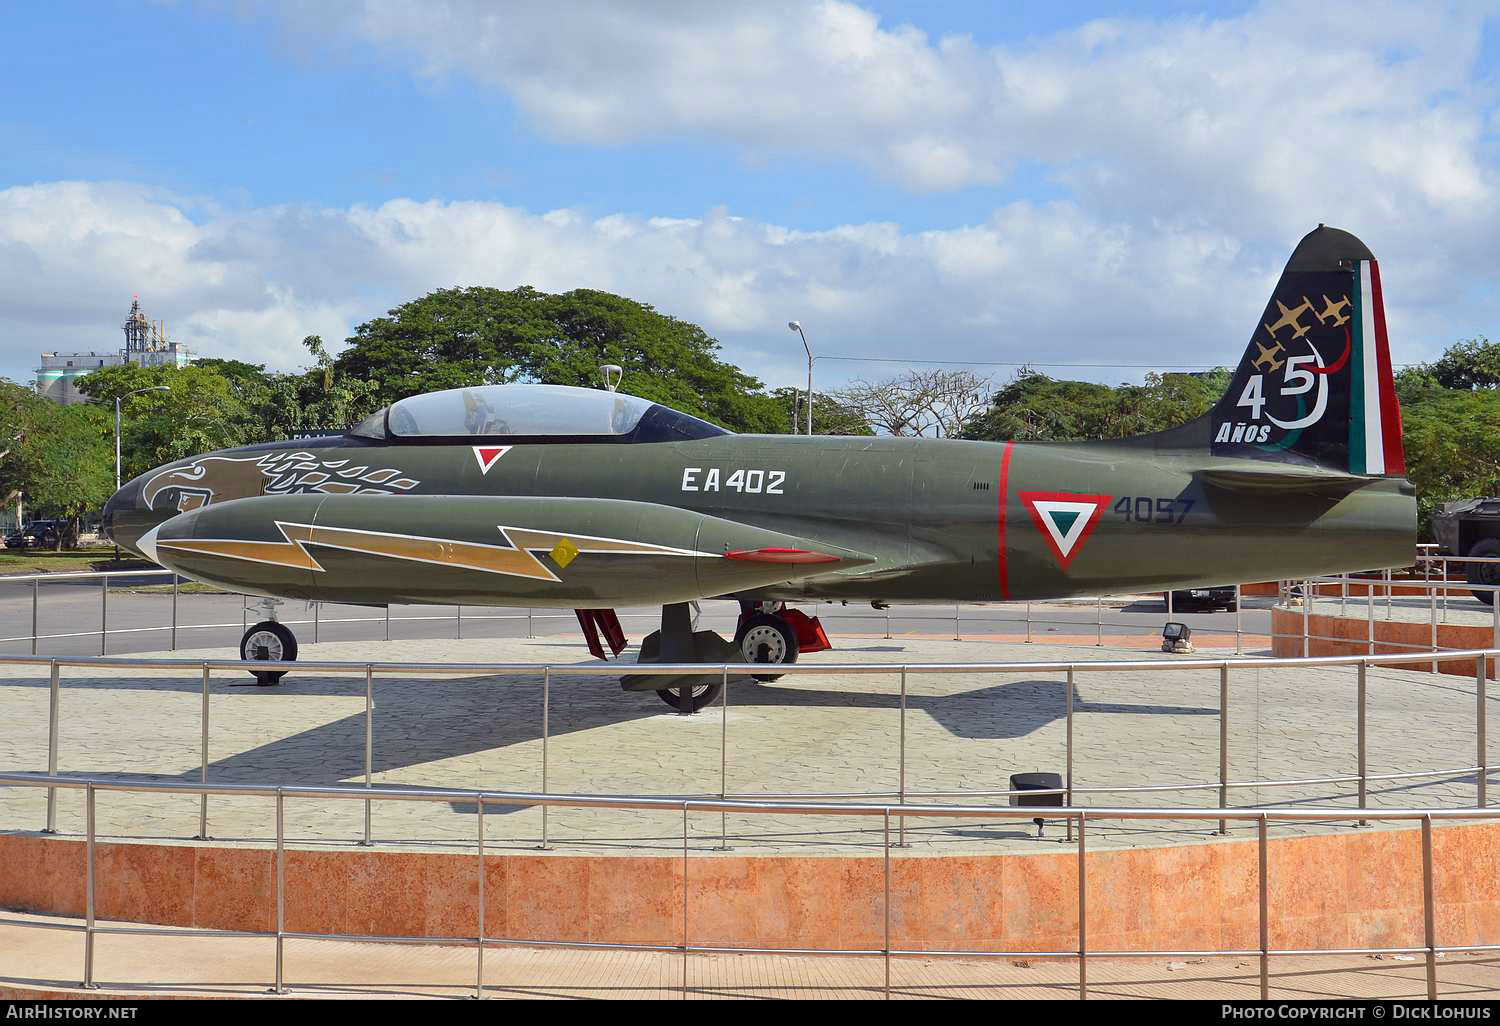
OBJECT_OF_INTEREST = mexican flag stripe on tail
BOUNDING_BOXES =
[1349,259,1405,476]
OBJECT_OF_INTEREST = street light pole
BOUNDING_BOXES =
[788,321,812,436]
[112,386,169,559]
[114,386,170,491]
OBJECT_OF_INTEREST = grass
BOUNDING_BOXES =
[0,546,229,591]
[0,546,156,576]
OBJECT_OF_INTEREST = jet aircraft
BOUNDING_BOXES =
[103,225,1415,711]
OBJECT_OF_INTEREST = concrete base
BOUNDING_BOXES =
[1271,606,1498,677]
[6,822,1500,956]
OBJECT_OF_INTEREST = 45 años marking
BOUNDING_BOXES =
[681,467,785,495]
[1114,496,1194,525]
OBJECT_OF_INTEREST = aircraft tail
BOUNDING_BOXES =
[1193,224,1406,477]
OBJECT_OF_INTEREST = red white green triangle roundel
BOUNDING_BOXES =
[1018,491,1111,570]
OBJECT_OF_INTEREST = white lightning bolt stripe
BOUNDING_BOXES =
[153,521,720,580]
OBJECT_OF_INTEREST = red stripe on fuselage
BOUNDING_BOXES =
[997,441,1013,599]
[1369,259,1406,475]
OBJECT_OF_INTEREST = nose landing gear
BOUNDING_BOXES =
[239,599,298,686]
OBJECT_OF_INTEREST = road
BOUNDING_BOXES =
[0,575,1273,658]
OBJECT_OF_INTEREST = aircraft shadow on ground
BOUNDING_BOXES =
[139,674,1219,814]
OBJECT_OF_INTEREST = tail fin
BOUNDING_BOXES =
[1207,225,1406,476]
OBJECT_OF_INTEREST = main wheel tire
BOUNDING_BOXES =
[655,682,724,713]
[735,613,799,682]
[1468,539,1500,606]
[240,620,297,686]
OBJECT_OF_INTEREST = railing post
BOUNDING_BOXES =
[314,601,320,644]
[1218,665,1228,835]
[718,666,729,851]
[1301,580,1310,658]
[1025,602,1032,644]
[1234,584,1242,655]
[681,802,689,999]
[1367,582,1376,655]
[953,604,960,641]
[384,604,390,642]
[1479,654,1489,810]
[1096,596,1102,647]
[83,781,96,990]
[31,578,38,655]
[1422,814,1437,1001]
[1385,568,1393,619]
[99,575,107,656]
[476,794,486,1000]
[1077,810,1086,1001]
[1341,573,1348,615]
[274,788,286,995]
[883,807,892,1000]
[44,661,58,833]
[527,608,534,639]
[1358,662,1368,826]
[539,667,551,850]
[171,575,179,651]
[1065,666,1074,843]
[1258,813,1269,1000]
[1430,577,1438,673]
[897,667,909,847]
[884,607,891,640]
[362,665,373,846]
[197,664,210,839]
[456,604,462,641]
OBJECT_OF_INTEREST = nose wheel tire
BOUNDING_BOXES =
[735,614,799,682]
[1468,539,1500,606]
[240,620,297,686]
[655,682,724,713]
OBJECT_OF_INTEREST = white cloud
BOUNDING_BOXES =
[217,0,1500,360]
[257,0,1499,234]
[1,181,1486,395]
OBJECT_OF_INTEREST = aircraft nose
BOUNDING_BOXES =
[102,478,149,557]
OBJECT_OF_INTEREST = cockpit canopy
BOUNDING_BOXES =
[348,384,731,444]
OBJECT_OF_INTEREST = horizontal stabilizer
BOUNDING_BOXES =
[1195,467,1371,494]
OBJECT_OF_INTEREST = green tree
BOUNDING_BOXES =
[1400,390,1500,538]
[766,388,874,435]
[333,286,785,432]
[74,364,251,482]
[961,368,1230,442]
[1425,336,1500,391]
[0,382,112,545]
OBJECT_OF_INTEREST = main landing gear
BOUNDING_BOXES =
[239,599,298,686]
[734,601,830,681]
[621,602,749,714]
[619,601,834,714]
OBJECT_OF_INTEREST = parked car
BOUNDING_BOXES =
[1164,586,1238,612]
[1432,498,1500,605]
[5,520,63,549]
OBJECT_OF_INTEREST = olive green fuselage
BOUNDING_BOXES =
[107,432,1415,608]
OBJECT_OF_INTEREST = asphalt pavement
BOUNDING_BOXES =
[0,574,1273,659]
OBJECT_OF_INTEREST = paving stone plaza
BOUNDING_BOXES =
[1,623,1493,857]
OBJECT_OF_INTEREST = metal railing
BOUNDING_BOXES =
[4,645,1494,850]
[0,770,1493,1000]
[2,548,1492,660]
[1280,570,1500,666]
[0,569,1273,656]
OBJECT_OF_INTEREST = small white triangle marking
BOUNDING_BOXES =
[1030,500,1099,559]
[472,446,511,474]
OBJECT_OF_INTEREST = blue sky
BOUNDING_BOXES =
[2,1,1498,388]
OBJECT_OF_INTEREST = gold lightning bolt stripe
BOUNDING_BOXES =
[154,522,715,581]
